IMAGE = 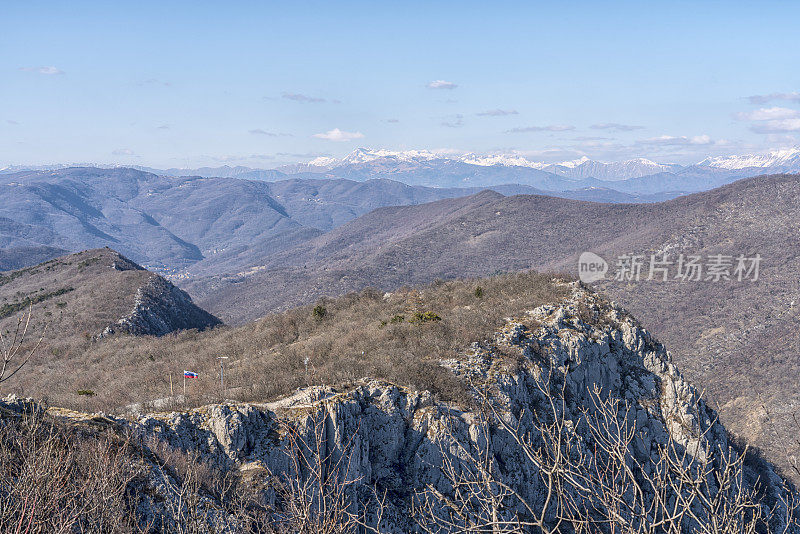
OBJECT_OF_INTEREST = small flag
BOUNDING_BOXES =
[184,371,198,378]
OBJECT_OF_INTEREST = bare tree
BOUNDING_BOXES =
[0,408,144,533]
[414,369,797,534]
[0,305,44,392]
[266,407,386,533]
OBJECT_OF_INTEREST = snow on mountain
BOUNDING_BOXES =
[457,153,548,169]
[698,148,800,171]
[545,157,682,181]
[300,149,679,180]
[552,156,591,169]
[307,156,339,167]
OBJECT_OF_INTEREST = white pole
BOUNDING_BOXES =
[170,374,173,396]
[217,357,229,399]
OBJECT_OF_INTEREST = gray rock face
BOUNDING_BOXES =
[118,285,797,531]
[102,275,221,337]
[5,284,797,531]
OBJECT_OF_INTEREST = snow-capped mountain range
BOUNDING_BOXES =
[300,147,800,181]
[3,147,799,199]
[697,148,800,171]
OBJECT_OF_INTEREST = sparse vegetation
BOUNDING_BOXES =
[0,287,74,320]
[409,311,441,324]
[312,304,327,321]
[0,408,143,533]
[1,270,568,412]
[1,374,792,533]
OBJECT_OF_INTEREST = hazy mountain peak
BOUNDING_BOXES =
[698,147,800,170]
[556,155,592,168]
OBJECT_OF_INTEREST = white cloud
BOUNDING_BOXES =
[20,66,64,75]
[249,129,292,137]
[477,109,518,117]
[505,125,575,133]
[590,122,645,131]
[141,78,171,87]
[441,114,464,128]
[750,119,800,133]
[734,107,800,134]
[249,128,278,136]
[638,134,714,146]
[735,107,800,121]
[282,92,327,103]
[276,151,332,158]
[211,154,276,162]
[427,80,457,90]
[112,148,137,156]
[312,128,364,142]
[747,92,800,104]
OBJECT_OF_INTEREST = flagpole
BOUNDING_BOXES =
[170,374,173,396]
[183,372,186,397]
[217,357,229,400]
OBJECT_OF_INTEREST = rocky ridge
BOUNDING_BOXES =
[101,274,221,337]
[4,284,797,531]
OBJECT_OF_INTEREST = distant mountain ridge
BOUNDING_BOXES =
[282,146,800,184]
[0,248,220,340]
[183,172,800,485]
[5,147,800,192]
[0,167,685,276]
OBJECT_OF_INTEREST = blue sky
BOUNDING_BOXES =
[2,0,799,167]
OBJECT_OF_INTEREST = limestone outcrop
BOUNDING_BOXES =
[101,275,221,337]
[5,284,797,531]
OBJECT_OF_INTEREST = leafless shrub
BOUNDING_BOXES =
[265,409,386,533]
[0,407,144,533]
[0,305,44,392]
[415,371,798,533]
[5,271,567,413]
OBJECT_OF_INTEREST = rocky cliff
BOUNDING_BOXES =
[101,273,222,337]
[4,284,798,532]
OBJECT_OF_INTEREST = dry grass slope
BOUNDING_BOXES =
[1,270,568,413]
[0,248,153,344]
[184,173,800,483]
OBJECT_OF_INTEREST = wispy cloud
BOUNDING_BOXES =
[209,154,277,163]
[505,125,575,133]
[385,118,400,123]
[6,120,19,125]
[427,80,457,90]
[312,128,364,142]
[747,92,800,104]
[637,134,714,147]
[750,119,800,133]
[19,66,64,75]
[571,136,613,141]
[282,92,330,103]
[140,78,171,87]
[735,107,800,121]
[276,151,331,158]
[734,107,800,133]
[477,109,518,117]
[249,128,278,136]
[249,128,292,137]
[441,114,464,128]
[112,148,137,156]
[590,122,644,131]
[157,124,170,130]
